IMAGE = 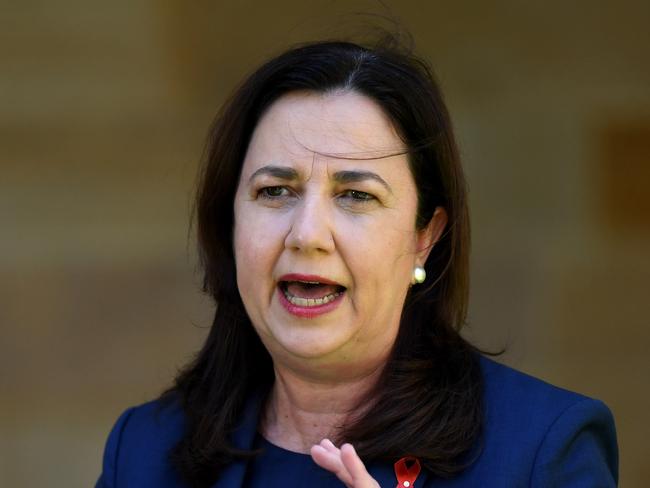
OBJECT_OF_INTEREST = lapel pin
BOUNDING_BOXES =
[394,456,421,488]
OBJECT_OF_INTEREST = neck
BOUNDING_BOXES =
[261,364,382,453]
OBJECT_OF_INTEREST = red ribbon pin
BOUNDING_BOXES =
[394,456,421,488]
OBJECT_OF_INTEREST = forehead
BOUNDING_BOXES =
[241,90,410,178]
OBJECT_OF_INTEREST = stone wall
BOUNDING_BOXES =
[1,1,648,485]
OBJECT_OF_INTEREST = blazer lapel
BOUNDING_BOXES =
[210,392,263,488]
[413,466,430,487]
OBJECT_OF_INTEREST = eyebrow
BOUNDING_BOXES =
[333,170,393,194]
[248,165,392,194]
[248,165,299,183]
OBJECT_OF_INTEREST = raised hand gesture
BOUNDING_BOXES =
[311,439,380,488]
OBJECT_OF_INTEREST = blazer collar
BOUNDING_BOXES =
[210,391,263,488]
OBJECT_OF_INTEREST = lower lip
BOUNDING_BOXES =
[277,287,345,318]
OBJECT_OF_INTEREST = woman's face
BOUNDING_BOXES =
[233,90,444,379]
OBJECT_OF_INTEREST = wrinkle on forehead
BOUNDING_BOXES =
[280,90,407,159]
[292,140,410,183]
[298,150,411,184]
[244,90,411,184]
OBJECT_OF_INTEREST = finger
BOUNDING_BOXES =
[320,438,339,453]
[340,444,379,488]
[310,444,354,486]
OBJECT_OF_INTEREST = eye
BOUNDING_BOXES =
[258,186,291,199]
[340,190,375,202]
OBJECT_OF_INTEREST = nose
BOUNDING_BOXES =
[284,195,335,254]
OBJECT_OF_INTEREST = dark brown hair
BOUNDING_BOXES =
[162,38,483,487]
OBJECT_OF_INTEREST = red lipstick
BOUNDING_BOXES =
[277,273,345,318]
[278,273,341,285]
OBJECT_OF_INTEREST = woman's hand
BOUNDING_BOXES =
[311,439,380,488]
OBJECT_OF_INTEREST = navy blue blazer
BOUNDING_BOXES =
[96,357,618,487]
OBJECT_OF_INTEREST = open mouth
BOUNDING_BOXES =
[279,280,346,307]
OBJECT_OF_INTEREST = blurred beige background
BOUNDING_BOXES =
[1,1,648,486]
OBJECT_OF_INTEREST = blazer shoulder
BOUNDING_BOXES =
[471,356,618,486]
[480,356,595,418]
[96,397,187,488]
[530,394,618,486]
[117,397,186,447]
[96,406,137,487]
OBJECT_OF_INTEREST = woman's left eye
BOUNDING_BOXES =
[340,190,375,202]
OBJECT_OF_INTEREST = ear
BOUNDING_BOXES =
[415,207,448,266]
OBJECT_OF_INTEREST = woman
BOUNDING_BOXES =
[96,40,618,487]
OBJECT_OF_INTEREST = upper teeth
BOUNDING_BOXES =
[283,288,342,307]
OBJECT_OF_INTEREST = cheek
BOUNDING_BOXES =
[337,216,417,272]
[335,219,416,316]
[234,205,287,284]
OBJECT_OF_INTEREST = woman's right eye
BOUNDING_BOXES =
[258,186,290,199]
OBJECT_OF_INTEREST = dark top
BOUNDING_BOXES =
[243,434,339,487]
[95,356,618,487]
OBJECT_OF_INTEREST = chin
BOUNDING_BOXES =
[268,328,352,361]
[281,338,346,360]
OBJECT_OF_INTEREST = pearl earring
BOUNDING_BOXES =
[412,266,426,285]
